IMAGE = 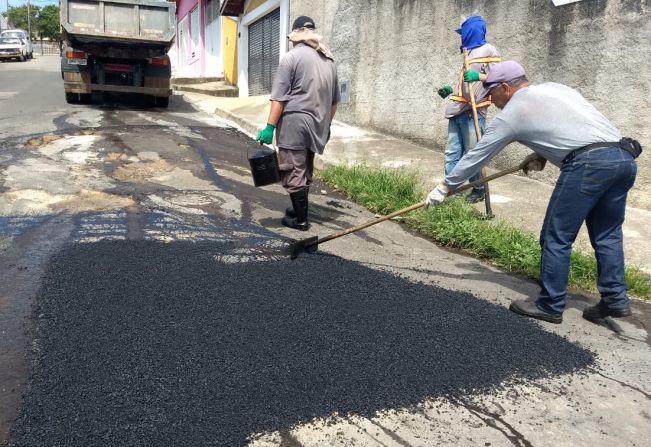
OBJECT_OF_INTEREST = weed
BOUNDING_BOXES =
[320,165,651,300]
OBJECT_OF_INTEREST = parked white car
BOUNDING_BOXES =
[0,29,33,59]
[0,36,28,62]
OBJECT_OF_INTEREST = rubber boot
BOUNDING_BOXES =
[285,206,297,218]
[284,187,308,219]
[282,189,309,231]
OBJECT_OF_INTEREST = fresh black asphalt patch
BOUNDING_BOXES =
[11,240,594,446]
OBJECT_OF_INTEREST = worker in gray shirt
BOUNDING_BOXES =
[256,16,340,231]
[426,61,641,325]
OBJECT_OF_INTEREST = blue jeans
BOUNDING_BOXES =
[537,147,637,315]
[444,112,485,189]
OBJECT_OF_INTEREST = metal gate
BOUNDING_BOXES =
[248,8,280,96]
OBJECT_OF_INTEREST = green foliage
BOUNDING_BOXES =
[320,165,651,300]
[5,5,40,37]
[320,165,423,214]
[3,4,60,42]
[36,5,61,42]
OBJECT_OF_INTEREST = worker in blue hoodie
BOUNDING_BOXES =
[437,15,501,203]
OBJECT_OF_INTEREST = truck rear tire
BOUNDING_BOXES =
[153,96,169,108]
[66,93,92,104]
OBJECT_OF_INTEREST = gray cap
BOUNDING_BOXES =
[483,61,526,90]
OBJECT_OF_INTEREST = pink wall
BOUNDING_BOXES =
[177,0,198,21]
[175,0,206,76]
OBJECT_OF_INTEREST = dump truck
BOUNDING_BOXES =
[60,0,176,107]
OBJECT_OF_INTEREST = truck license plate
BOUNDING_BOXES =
[68,58,87,65]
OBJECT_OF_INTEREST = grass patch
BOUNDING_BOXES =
[320,165,651,300]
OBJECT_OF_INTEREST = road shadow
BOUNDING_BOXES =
[11,239,594,446]
[84,92,198,113]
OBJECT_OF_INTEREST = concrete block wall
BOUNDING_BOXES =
[290,0,651,209]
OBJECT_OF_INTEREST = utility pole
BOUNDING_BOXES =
[27,0,31,38]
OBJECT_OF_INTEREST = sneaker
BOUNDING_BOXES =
[466,188,486,204]
[582,302,631,322]
[509,299,563,324]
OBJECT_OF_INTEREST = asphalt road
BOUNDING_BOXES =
[1,55,650,447]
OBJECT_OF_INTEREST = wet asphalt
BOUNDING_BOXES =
[10,240,594,446]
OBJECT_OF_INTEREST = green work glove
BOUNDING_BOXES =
[463,69,481,82]
[437,84,453,99]
[256,123,275,144]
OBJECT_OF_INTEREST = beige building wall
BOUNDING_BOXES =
[290,0,651,209]
[245,0,267,15]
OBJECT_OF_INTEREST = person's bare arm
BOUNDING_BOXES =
[330,103,337,122]
[267,100,286,126]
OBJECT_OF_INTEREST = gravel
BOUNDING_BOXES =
[11,240,594,446]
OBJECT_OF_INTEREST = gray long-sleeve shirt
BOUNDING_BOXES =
[444,82,622,189]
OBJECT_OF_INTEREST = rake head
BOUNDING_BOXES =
[289,236,319,260]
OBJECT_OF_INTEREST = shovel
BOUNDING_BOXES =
[289,158,531,259]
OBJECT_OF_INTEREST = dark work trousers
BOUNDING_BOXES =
[278,148,315,193]
[536,146,637,315]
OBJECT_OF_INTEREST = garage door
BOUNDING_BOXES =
[248,8,280,96]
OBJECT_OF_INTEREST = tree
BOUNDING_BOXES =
[36,5,61,43]
[5,5,40,38]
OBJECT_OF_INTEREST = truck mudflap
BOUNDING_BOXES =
[63,82,172,96]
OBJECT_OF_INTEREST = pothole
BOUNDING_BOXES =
[0,189,133,215]
[112,159,174,183]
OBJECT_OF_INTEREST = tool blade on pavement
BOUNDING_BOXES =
[289,235,319,259]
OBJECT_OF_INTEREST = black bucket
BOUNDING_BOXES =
[248,144,281,187]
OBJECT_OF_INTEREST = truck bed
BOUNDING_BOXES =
[61,0,175,49]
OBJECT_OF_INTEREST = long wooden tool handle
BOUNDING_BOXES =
[463,49,483,142]
[463,48,493,218]
[306,160,527,248]
[312,202,425,247]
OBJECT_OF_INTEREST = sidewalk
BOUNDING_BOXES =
[180,91,651,273]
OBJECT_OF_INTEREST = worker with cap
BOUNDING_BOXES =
[256,15,340,231]
[437,15,501,204]
[426,60,641,324]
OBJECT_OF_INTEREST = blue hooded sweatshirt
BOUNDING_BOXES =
[456,15,487,51]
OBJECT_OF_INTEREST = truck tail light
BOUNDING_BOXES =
[104,63,134,72]
[150,56,169,66]
[66,51,87,59]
